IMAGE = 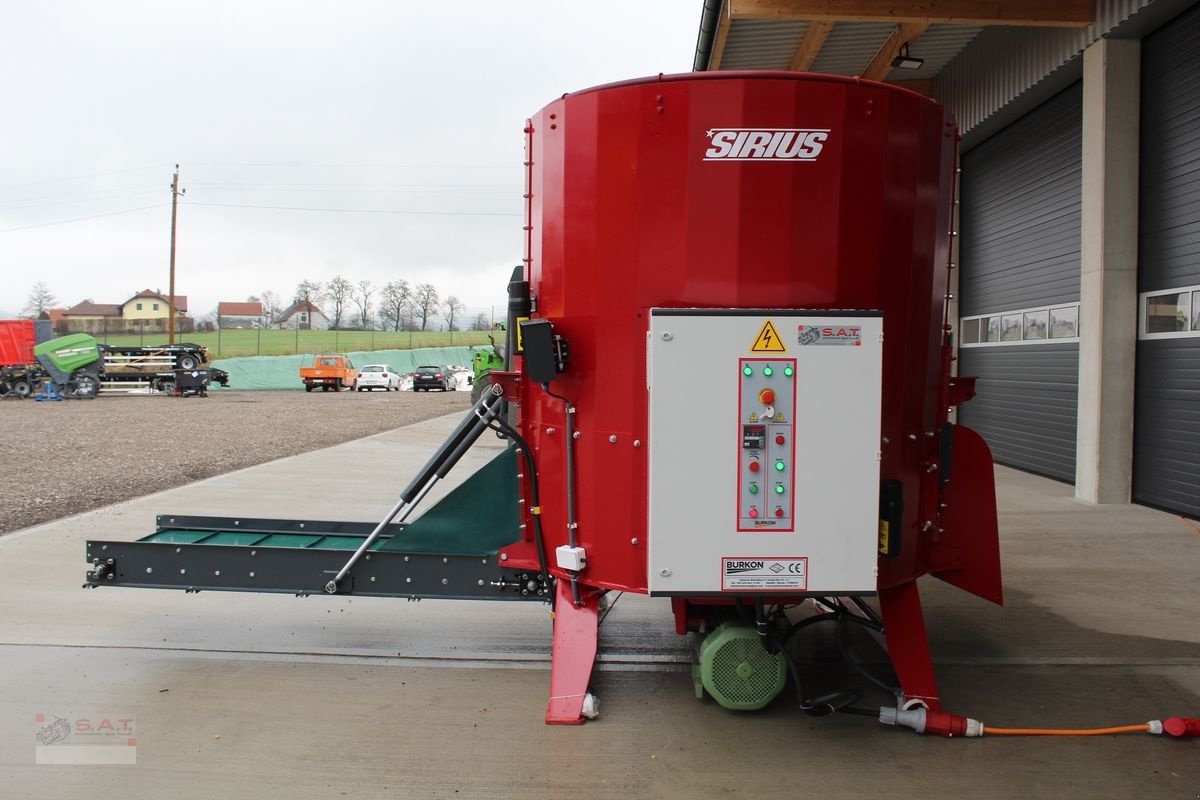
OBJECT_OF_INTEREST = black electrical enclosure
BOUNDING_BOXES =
[878,479,904,558]
[521,319,558,383]
[507,266,531,358]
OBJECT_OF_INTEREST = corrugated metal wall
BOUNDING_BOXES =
[1133,3,1200,517]
[958,345,1080,481]
[957,84,1083,481]
[960,84,1083,315]
[1135,341,1200,516]
[936,0,1154,136]
[1139,2,1200,292]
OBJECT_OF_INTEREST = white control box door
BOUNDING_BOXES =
[647,310,883,595]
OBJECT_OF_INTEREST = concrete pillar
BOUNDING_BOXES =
[1075,38,1140,504]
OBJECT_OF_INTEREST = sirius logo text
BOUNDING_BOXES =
[704,128,829,161]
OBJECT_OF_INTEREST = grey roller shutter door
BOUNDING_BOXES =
[1134,4,1200,518]
[957,84,1082,482]
[958,345,1079,482]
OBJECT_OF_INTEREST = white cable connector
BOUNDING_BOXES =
[1148,720,1163,735]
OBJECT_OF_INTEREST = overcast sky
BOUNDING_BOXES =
[0,0,699,321]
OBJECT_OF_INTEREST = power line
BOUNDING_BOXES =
[0,188,163,211]
[0,164,168,190]
[184,201,521,217]
[0,203,168,233]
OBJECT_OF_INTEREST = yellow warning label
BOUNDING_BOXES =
[515,316,529,352]
[750,320,787,353]
[878,520,890,554]
[774,413,786,422]
[749,412,759,422]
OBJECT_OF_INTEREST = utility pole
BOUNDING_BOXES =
[168,165,185,344]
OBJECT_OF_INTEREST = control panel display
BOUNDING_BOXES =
[738,358,796,530]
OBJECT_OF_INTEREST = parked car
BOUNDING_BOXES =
[411,365,455,392]
[357,364,401,391]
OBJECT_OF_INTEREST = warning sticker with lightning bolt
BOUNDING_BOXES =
[749,320,787,353]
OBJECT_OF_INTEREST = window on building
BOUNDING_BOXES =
[961,303,1080,347]
[1000,314,1022,341]
[959,318,980,345]
[1023,310,1048,340]
[136,302,143,311]
[153,302,160,311]
[1145,292,1189,334]
[1049,306,1078,339]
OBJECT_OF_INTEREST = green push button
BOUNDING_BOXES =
[743,365,753,377]
[748,483,759,494]
[763,365,773,377]
[775,483,785,494]
[775,460,785,472]
[784,366,794,377]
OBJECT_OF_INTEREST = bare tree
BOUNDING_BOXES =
[326,274,353,329]
[260,290,281,327]
[469,312,490,331]
[354,280,374,329]
[442,296,466,331]
[22,281,56,319]
[380,279,412,332]
[414,282,440,331]
[294,280,323,330]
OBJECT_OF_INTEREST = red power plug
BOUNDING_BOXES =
[1163,717,1200,737]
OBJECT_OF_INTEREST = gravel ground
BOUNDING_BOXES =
[0,388,471,534]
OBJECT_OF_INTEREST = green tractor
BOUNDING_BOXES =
[469,329,506,403]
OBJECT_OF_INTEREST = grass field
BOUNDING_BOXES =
[95,328,494,358]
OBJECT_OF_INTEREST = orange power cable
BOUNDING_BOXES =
[982,725,1149,736]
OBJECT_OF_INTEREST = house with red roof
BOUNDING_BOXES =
[217,301,264,328]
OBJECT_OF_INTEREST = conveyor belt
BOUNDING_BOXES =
[85,447,544,600]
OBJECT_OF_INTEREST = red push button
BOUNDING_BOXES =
[758,388,776,406]
[748,460,760,472]
[775,507,784,518]
[775,434,785,445]
[748,507,758,518]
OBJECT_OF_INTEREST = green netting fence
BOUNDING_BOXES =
[211,347,479,391]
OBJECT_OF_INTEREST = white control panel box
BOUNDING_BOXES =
[646,310,883,595]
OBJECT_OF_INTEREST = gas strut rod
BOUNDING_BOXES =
[323,384,506,593]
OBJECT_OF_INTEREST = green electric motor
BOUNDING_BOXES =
[693,621,788,711]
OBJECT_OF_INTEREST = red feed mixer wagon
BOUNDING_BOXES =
[84,73,1197,738]
[510,70,1001,723]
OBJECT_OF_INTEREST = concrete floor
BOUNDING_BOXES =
[0,414,1197,798]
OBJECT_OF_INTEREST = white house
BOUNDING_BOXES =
[273,301,330,330]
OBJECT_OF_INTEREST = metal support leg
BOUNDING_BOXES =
[545,579,599,725]
[878,580,940,710]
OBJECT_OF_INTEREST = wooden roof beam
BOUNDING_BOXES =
[729,0,1094,27]
[860,22,930,82]
[787,19,834,71]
